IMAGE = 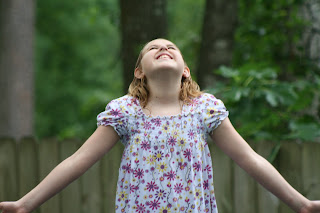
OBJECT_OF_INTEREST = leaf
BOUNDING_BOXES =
[265,90,278,107]
[288,122,320,142]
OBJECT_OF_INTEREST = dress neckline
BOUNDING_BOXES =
[134,97,187,119]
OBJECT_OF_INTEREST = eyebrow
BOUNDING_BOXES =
[147,44,177,49]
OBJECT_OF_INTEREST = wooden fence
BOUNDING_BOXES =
[0,138,320,213]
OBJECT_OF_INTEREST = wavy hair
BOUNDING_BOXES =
[128,39,203,108]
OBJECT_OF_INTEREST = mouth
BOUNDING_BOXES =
[156,53,173,60]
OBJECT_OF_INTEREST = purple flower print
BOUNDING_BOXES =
[188,129,195,139]
[143,121,152,130]
[154,151,164,161]
[130,184,138,193]
[122,163,131,173]
[146,181,159,192]
[204,165,212,173]
[134,168,144,179]
[140,141,151,150]
[147,199,160,210]
[99,94,228,212]
[183,149,192,161]
[174,183,184,194]
[136,203,146,213]
[164,170,176,181]
[155,189,167,200]
[151,118,162,126]
[110,108,122,117]
[203,180,209,190]
[167,136,177,146]
[193,161,202,172]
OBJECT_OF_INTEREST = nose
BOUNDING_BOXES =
[159,45,168,51]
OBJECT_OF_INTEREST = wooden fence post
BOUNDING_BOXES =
[59,139,82,213]
[233,143,257,213]
[302,142,320,200]
[0,138,319,212]
[278,142,302,213]
[0,138,18,201]
[18,137,40,213]
[101,141,123,213]
[256,141,280,213]
[38,138,60,213]
[80,145,103,213]
[211,142,234,213]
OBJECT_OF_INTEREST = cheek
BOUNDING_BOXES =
[140,56,151,70]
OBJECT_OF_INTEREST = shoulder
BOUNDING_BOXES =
[107,95,141,116]
[189,93,222,106]
[109,95,135,105]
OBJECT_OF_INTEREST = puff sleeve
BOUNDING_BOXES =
[97,99,128,142]
[202,93,229,134]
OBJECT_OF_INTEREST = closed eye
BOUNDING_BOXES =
[148,46,158,50]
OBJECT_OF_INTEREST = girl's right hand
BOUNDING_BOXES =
[0,201,28,213]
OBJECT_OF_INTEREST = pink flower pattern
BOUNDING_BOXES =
[97,93,228,213]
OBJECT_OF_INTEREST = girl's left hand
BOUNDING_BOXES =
[300,201,320,213]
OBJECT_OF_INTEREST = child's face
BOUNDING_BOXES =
[135,39,189,80]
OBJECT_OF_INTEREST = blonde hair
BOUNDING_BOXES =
[128,39,203,108]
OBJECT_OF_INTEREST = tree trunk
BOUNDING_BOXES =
[299,0,320,122]
[0,0,35,139]
[196,0,238,89]
[120,0,167,93]
[300,0,320,69]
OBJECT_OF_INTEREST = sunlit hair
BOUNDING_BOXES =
[128,39,203,108]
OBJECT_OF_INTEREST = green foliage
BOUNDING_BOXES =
[35,0,122,139]
[167,0,205,73]
[207,0,320,143]
[234,0,306,69]
[34,0,320,144]
[35,0,206,139]
[211,64,320,142]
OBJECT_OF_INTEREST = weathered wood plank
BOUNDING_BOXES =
[101,142,123,213]
[18,138,39,196]
[59,139,82,213]
[302,142,320,200]
[278,142,302,213]
[233,143,257,213]
[38,138,60,213]
[0,138,18,201]
[81,151,103,212]
[0,138,319,212]
[256,141,280,213]
[18,137,40,213]
[210,142,234,213]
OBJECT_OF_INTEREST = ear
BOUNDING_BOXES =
[182,66,191,78]
[134,67,144,79]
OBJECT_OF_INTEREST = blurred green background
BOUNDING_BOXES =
[5,0,320,142]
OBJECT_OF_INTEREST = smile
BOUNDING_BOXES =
[156,53,173,60]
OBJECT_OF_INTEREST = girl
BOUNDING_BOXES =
[0,38,319,213]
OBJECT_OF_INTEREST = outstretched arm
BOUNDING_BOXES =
[211,118,320,213]
[0,125,119,213]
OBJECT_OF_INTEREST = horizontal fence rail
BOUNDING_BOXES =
[0,138,319,213]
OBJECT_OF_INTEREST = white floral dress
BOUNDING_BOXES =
[97,93,228,213]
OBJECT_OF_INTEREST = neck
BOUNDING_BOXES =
[147,78,181,105]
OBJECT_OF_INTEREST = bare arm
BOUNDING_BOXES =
[0,125,119,213]
[211,118,320,213]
